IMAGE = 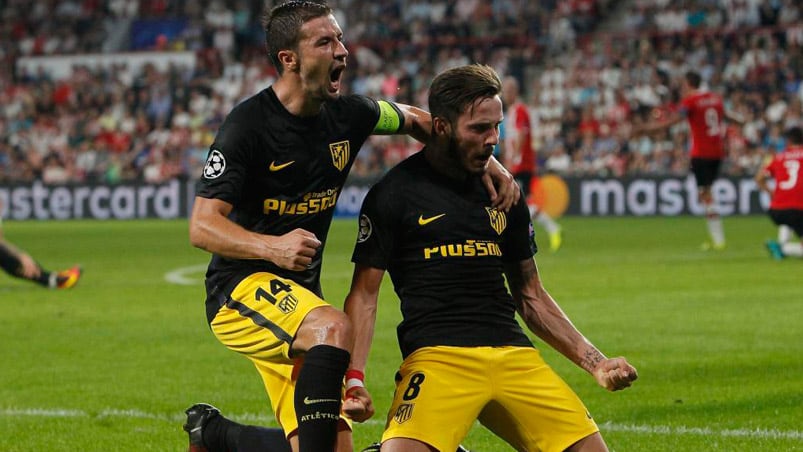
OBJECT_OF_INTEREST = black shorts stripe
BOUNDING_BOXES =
[226,299,294,344]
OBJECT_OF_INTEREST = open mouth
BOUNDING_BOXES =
[329,66,345,91]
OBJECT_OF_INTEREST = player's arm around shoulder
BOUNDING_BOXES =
[189,196,320,271]
[505,258,638,392]
[393,102,432,144]
[341,264,385,422]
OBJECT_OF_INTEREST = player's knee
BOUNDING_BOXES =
[565,431,608,452]
[301,306,353,350]
[323,309,353,347]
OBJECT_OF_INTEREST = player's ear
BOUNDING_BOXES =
[433,117,451,136]
[277,50,298,72]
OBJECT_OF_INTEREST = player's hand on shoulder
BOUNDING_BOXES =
[483,158,520,212]
[265,228,321,271]
[593,357,638,392]
[342,386,375,423]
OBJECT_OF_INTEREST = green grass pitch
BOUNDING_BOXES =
[0,216,800,451]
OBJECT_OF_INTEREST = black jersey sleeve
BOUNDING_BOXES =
[351,180,400,270]
[338,94,404,137]
[501,196,538,262]
[195,118,255,206]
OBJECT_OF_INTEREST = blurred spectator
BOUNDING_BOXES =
[0,0,800,184]
[544,144,571,174]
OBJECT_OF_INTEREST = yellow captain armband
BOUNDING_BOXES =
[373,100,405,134]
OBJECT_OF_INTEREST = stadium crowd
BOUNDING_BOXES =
[0,0,801,184]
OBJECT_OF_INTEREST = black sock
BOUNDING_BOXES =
[201,414,242,452]
[294,345,350,452]
[0,244,49,287]
[0,243,19,276]
[202,415,291,452]
[35,271,51,287]
[238,426,292,452]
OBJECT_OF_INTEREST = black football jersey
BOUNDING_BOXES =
[197,87,382,298]
[352,151,538,358]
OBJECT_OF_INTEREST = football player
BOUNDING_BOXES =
[344,64,637,452]
[183,2,520,452]
[636,70,744,251]
[756,126,803,259]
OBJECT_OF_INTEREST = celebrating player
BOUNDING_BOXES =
[184,2,519,452]
[637,70,743,251]
[343,64,637,452]
[756,126,803,259]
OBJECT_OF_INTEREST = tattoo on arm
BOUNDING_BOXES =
[581,349,605,372]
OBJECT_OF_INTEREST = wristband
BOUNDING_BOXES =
[345,369,365,397]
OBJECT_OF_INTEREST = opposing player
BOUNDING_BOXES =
[756,126,803,259]
[344,64,637,452]
[501,75,562,251]
[637,70,743,251]
[0,200,81,290]
[184,2,519,452]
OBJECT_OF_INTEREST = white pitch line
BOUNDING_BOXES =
[164,264,208,286]
[597,421,803,441]
[2,408,801,441]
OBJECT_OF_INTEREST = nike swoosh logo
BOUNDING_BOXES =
[303,396,340,405]
[269,160,295,171]
[418,213,446,225]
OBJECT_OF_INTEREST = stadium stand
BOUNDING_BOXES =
[0,0,800,183]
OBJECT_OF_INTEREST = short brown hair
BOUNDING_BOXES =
[428,64,502,125]
[262,1,331,74]
[786,126,803,145]
[685,70,702,89]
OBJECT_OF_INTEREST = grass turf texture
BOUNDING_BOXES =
[0,216,800,451]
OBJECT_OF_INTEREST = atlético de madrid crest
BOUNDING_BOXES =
[485,207,507,235]
[329,140,350,171]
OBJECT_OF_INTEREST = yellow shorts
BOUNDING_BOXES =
[381,346,598,452]
[210,271,350,436]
